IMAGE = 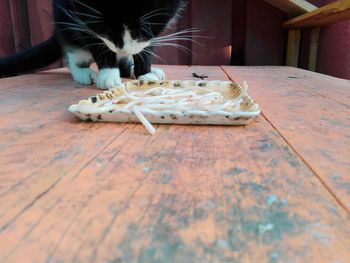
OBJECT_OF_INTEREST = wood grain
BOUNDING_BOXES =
[223,66,350,210]
[1,66,350,263]
[264,0,317,15]
[284,0,350,29]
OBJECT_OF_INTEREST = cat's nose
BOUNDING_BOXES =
[118,50,128,56]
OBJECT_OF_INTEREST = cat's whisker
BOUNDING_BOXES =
[85,21,104,24]
[155,35,212,40]
[152,37,205,47]
[154,28,201,40]
[56,5,94,31]
[140,12,174,22]
[151,43,193,56]
[54,6,100,41]
[72,0,102,15]
[72,11,101,20]
[81,42,105,50]
[152,27,212,47]
[143,22,168,26]
[141,50,154,64]
[56,26,97,39]
[140,25,154,39]
[135,53,146,65]
[143,48,166,64]
[55,12,87,34]
[140,7,174,20]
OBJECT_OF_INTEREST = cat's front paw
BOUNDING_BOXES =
[71,68,97,86]
[137,67,165,81]
[151,67,165,80]
[96,68,122,90]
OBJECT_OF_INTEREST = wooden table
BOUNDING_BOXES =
[0,66,349,263]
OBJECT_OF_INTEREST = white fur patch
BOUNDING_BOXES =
[151,67,165,80]
[134,67,165,81]
[99,29,150,56]
[96,68,122,90]
[99,36,118,53]
[122,30,150,55]
[67,50,97,85]
[71,68,97,86]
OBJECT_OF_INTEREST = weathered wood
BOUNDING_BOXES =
[264,0,317,15]
[222,65,350,210]
[284,0,350,29]
[286,29,301,67]
[0,66,350,263]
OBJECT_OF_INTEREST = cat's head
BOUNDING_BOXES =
[67,0,186,55]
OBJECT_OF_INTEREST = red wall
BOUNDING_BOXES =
[245,0,286,66]
[0,0,16,56]
[0,0,349,79]
[0,0,286,68]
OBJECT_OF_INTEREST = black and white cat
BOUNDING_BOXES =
[0,0,187,89]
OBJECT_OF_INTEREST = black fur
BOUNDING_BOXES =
[0,0,185,82]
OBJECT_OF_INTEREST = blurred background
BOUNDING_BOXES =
[0,0,349,79]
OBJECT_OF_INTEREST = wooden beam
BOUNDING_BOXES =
[264,0,317,15]
[286,29,301,67]
[284,0,350,29]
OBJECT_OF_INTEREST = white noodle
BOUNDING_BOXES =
[96,81,249,135]
[133,106,156,135]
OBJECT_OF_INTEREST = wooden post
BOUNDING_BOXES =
[308,27,320,71]
[286,29,301,67]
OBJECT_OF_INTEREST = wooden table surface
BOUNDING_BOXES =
[0,66,349,263]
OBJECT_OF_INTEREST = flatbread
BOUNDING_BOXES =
[69,80,261,134]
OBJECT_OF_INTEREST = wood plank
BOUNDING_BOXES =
[286,29,301,66]
[222,66,350,211]
[3,118,350,263]
[284,0,350,29]
[264,0,317,15]
[0,66,226,194]
[0,66,350,262]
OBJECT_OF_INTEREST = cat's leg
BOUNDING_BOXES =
[133,49,165,81]
[118,56,134,78]
[91,48,121,90]
[66,49,97,85]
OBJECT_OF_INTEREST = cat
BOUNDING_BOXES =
[0,0,187,89]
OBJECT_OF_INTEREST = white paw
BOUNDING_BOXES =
[138,73,159,81]
[137,68,165,81]
[71,68,97,86]
[96,68,122,90]
[151,67,165,80]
